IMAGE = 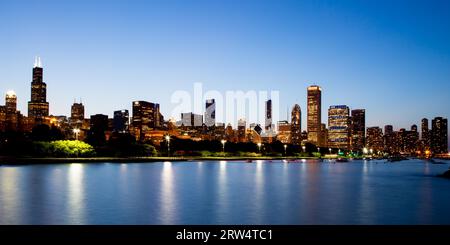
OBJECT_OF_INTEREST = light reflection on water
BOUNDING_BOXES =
[0,160,450,225]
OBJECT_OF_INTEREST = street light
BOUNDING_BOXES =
[329,148,332,154]
[302,145,306,153]
[73,128,80,140]
[165,135,170,157]
[284,144,287,156]
[363,147,368,155]
[257,142,262,153]
[221,140,226,153]
[370,148,373,155]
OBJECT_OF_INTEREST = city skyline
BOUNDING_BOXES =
[1,57,449,134]
[1,0,450,133]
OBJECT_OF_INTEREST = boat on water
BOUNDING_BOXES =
[246,159,253,163]
[336,158,349,162]
[387,156,408,162]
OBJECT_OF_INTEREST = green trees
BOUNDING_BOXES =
[32,140,95,157]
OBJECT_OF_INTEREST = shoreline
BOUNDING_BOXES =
[0,156,321,165]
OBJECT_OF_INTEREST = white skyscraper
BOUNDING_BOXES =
[205,99,216,127]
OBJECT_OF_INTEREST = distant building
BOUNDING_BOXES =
[350,109,365,152]
[366,127,383,152]
[265,99,273,131]
[113,110,129,133]
[328,105,350,149]
[28,57,49,124]
[277,120,291,144]
[88,114,109,144]
[205,99,216,127]
[5,91,20,131]
[431,117,448,154]
[307,85,322,145]
[321,123,328,147]
[238,118,246,142]
[403,126,419,153]
[384,125,393,135]
[181,112,203,128]
[71,102,85,122]
[132,101,162,141]
[421,118,430,151]
[0,105,5,131]
[253,124,263,135]
[290,104,301,145]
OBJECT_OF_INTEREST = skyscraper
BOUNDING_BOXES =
[384,125,393,135]
[113,110,129,133]
[70,102,85,122]
[290,104,301,145]
[421,118,430,151]
[403,125,419,153]
[265,99,272,131]
[350,109,365,152]
[5,91,19,131]
[88,114,109,145]
[205,99,216,127]
[238,118,247,142]
[181,112,203,127]
[328,105,350,149]
[366,127,384,152]
[431,117,448,154]
[307,85,321,145]
[5,91,17,115]
[132,101,161,141]
[277,120,291,144]
[28,57,49,123]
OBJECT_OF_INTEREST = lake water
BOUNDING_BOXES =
[1,159,450,225]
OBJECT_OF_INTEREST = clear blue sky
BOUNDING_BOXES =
[0,0,449,135]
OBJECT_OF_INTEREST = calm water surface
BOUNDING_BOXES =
[0,159,449,224]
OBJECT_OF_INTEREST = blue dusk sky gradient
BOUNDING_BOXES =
[0,0,449,139]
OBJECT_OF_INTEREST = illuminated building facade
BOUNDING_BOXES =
[132,101,161,141]
[290,104,301,145]
[28,57,49,123]
[71,102,85,122]
[366,127,383,152]
[328,105,350,149]
[237,118,247,142]
[5,91,20,131]
[421,118,430,151]
[431,117,448,154]
[307,85,322,145]
[350,109,365,152]
[277,120,291,144]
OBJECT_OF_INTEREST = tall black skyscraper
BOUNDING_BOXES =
[113,110,130,133]
[431,117,448,154]
[421,118,430,150]
[28,57,49,123]
[350,109,365,152]
[290,104,301,145]
[265,99,272,131]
